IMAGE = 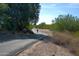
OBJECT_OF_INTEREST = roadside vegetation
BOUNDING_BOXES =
[52,14,79,32]
[36,22,52,29]
[0,3,40,33]
[0,3,79,55]
[51,14,79,55]
[37,14,79,55]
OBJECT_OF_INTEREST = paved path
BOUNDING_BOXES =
[0,29,46,56]
[0,39,38,56]
[32,28,48,35]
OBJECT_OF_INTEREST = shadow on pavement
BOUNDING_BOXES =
[0,32,47,43]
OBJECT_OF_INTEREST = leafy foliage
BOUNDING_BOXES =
[52,14,79,32]
[36,22,52,29]
[0,3,40,32]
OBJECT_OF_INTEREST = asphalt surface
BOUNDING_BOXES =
[0,29,47,56]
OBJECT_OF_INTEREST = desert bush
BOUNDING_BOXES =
[52,31,79,55]
[36,22,52,29]
[72,31,79,37]
[52,14,79,32]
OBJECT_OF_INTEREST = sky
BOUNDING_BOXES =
[37,3,79,24]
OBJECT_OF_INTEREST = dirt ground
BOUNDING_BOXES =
[18,38,73,56]
[17,30,74,56]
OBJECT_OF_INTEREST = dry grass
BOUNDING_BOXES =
[18,38,73,56]
[17,29,77,56]
[52,31,79,55]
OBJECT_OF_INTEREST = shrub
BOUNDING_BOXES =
[52,14,79,32]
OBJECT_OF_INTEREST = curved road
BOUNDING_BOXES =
[0,29,46,56]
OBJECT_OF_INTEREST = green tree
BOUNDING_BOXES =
[4,3,40,31]
[53,14,79,32]
[36,22,52,29]
[0,4,8,30]
[37,22,46,29]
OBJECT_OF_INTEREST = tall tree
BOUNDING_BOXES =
[0,4,8,30]
[5,3,40,31]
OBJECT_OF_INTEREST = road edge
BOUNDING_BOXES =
[7,35,46,56]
